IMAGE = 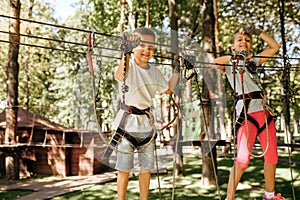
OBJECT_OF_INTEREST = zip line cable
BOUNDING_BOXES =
[1,14,299,61]
[0,14,117,38]
[0,29,87,48]
[0,14,299,70]
[0,14,205,53]
[0,38,298,72]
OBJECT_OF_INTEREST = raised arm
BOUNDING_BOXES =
[115,53,130,81]
[115,34,140,81]
[256,32,281,65]
[241,27,281,65]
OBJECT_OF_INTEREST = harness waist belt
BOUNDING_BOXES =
[102,104,151,159]
[237,91,263,100]
[116,127,154,148]
[120,103,150,116]
[233,91,263,136]
[102,128,154,159]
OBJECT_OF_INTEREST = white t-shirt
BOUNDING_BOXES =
[224,56,264,116]
[112,59,169,132]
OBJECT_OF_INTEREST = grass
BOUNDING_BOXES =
[0,190,32,200]
[50,148,299,200]
[0,147,299,200]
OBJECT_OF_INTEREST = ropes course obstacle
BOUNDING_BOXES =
[0,14,298,199]
[84,29,232,199]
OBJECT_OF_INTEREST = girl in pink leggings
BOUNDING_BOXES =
[211,26,285,200]
[236,110,278,169]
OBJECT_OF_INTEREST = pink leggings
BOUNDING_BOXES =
[235,110,278,168]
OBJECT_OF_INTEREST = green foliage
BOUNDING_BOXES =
[0,0,299,131]
[87,0,121,34]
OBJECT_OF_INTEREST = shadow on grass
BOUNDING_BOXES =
[50,153,299,200]
[0,189,32,200]
[3,150,298,200]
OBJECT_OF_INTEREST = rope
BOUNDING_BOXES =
[0,37,298,71]
[171,118,180,200]
[154,142,163,200]
[238,54,270,158]
[240,78,270,158]
[230,54,238,197]
[196,74,222,200]
[1,15,298,65]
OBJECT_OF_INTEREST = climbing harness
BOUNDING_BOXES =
[231,51,272,158]
[87,31,164,200]
[229,51,297,199]
[106,33,159,155]
[102,103,154,158]
[234,91,274,137]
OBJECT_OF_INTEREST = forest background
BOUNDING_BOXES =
[0,0,299,198]
[0,0,299,131]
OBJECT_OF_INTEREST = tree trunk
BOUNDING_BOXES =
[200,0,218,186]
[279,0,293,150]
[168,0,178,55]
[127,0,135,30]
[146,0,150,27]
[5,0,21,180]
[120,0,127,33]
[213,0,228,152]
[168,0,183,176]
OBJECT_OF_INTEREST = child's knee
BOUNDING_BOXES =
[118,170,130,175]
[140,168,151,174]
[236,160,250,169]
[265,156,278,165]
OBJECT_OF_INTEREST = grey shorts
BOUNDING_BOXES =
[115,132,155,172]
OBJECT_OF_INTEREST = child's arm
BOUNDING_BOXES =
[256,32,281,65]
[210,55,231,70]
[165,72,179,94]
[115,53,130,81]
[115,34,140,81]
[241,27,281,65]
